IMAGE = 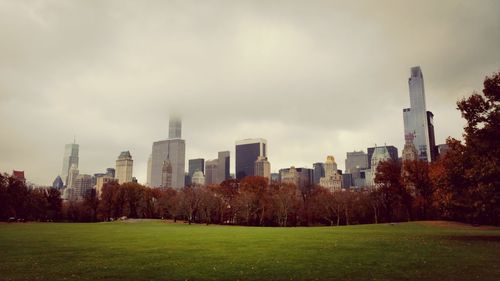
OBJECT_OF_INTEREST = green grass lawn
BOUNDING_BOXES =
[0,220,498,281]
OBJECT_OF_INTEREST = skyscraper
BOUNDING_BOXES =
[67,164,79,189]
[74,174,93,199]
[116,151,133,184]
[312,162,325,185]
[345,151,368,173]
[403,66,437,162]
[279,166,314,191]
[61,142,79,186]
[254,156,271,180]
[319,156,342,191]
[161,159,173,188]
[235,138,267,180]
[150,115,186,188]
[217,151,230,183]
[205,159,219,185]
[168,115,182,139]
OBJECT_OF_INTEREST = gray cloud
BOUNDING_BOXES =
[1,0,498,185]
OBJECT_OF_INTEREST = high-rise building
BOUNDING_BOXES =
[345,151,369,173]
[52,176,64,190]
[74,174,93,199]
[217,151,230,183]
[367,146,398,168]
[188,158,205,186]
[61,143,79,186]
[116,151,133,184]
[313,162,325,185]
[341,174,353,189]
[150,115,186,188]
[161,159,173,188]
[235,138,267,180]
[67,164,79,189]
[319,156,342,191]
[96,175,116,198]
[270,173,280,182]
[106,168,115,178]
[254,156,271,180]
[279,167,314,191]
[205,159,219,185]
[345,151,369,188]
[168,115,182,139]
[403,66,437,162]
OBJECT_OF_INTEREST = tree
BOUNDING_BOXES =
[374,159,410,222]
[46,188,62,221]
[98,181,120,220]
[403,160,433,219]
[179,186,202,224]
[454,72,500,225]
[273,183,300,227]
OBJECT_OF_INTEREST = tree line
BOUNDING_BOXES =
[1,73,497,225]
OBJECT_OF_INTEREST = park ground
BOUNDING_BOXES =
[0,220,498,281]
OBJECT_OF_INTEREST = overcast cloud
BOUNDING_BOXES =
[1,0,499,185]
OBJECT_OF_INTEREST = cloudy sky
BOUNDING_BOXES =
[1,0,498,185]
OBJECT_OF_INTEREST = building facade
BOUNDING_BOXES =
[319,156,342,191]
[96,175,116,198]
[403,66,437,162]
[345,151,369,173]
[116,151,133,184]
[150,115,186,188]
[254,156,271,181]
[74,174,93,200]
[67,164,79,189]
[235,138,267,180]
[279,167,314,191]
[313,162,325,185]
[205,159,219,185]
[61,143,79,186]
[217,151,230,183]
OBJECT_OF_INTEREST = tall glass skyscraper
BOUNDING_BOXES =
[403,66,437,162]
[235,138,267,180]
[61,142,79,186]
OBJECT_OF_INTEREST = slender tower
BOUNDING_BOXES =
[403,66,436,162]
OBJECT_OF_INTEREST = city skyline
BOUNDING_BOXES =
[1,1,498,185]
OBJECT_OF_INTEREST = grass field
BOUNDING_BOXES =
[0,220,498,281]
